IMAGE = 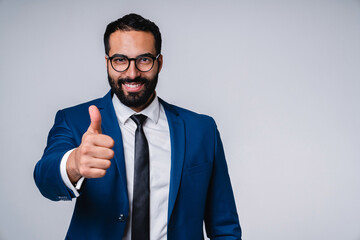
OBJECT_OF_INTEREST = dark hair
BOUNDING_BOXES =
[104,13,162,56]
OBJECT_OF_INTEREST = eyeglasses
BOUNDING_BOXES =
[107,53,160,72]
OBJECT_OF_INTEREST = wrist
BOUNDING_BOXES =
[66,149,82,184]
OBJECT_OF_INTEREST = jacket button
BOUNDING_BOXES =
[118,214,127,222]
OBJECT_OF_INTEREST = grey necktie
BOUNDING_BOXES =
[130,114,150,240]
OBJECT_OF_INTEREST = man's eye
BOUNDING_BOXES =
[138,57,151,63]
[113,57,127,63]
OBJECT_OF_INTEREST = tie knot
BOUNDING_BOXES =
[130,114,147,126]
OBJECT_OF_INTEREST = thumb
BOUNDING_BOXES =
[88,105,102,134]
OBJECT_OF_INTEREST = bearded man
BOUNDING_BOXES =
[34,13,242,240]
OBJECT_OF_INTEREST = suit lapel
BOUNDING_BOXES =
[97,91,128,201]
[159,99,186,222]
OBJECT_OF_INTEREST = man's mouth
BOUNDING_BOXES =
[123,82,144,92]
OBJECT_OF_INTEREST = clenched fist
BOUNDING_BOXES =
[67,105,115,183]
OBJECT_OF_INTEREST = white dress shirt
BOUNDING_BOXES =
[60,94,171,240]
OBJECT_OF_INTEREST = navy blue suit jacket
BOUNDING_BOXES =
[34,91,241,240]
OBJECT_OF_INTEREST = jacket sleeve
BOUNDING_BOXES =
[204,123,242,239]
[33,110,79,201]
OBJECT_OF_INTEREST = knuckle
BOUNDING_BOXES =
[109,138,115,147]
[81,133,87,142]
[83,133,95,143]
[105,160,111,169]
[104,149,114,159]
[109,149,115,159]
[82,133,90,142]
[80,146,90,155]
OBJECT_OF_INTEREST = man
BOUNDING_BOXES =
[34,13,241,240]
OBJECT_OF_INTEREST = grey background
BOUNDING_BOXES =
[1,0,360,239]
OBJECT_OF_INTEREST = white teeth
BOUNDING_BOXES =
[125,83,141,88]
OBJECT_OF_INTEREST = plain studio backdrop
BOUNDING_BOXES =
[1,0,360,239]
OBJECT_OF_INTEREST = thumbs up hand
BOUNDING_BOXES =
[66,105,115,183]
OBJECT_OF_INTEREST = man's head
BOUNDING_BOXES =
[104,14,163,112]
[104,13,162,56]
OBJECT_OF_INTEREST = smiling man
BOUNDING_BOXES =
[107,30,161,111]
[34,13,241,240]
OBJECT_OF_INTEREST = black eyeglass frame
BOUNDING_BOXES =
[106,53,161,73]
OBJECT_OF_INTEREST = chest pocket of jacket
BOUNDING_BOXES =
[182,161,212,176]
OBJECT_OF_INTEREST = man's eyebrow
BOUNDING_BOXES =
[109,53,126,58]
[109,53,156,58]
[136,52,156,58]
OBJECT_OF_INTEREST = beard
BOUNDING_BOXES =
[108,73,158,108]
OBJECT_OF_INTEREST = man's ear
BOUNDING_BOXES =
[157,54,163,73]
[105,55,109,68]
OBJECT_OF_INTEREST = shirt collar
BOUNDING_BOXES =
[112,93,160,125]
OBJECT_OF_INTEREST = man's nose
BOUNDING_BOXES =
[125,60,141,79]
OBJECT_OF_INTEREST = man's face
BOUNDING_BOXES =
[106,30,163,112]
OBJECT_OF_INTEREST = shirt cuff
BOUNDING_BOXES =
[60,149,84,198]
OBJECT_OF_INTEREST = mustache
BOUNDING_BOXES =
[118,77,148,84]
